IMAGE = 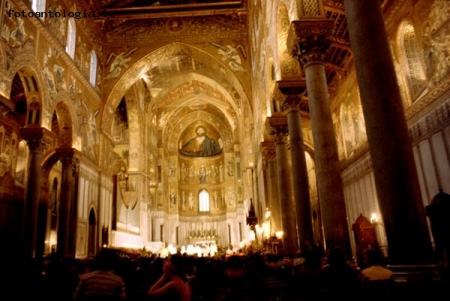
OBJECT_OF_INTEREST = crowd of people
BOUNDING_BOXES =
[2,242,444,301]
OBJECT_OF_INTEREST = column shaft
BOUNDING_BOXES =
[57,157,76,258]
[19,127,54,264]
[22,143,44,261]
[275,138,298,254]
[287,110,314,247]
[268,115,299,254]
[261,142,282,236]
[267,159,281,235]
[305,62,350,251]
[344,0,433,264]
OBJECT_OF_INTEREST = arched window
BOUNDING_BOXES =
[198,189,210,213]
[89,50,97,86]
[31,0,46,20]
[51,178,58,215]
[66,18,76,59]
[400,22,427,101]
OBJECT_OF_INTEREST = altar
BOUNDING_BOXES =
[186,229,219,256]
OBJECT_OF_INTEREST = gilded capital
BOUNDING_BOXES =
[287,19,335,67]
[273,79,306,113]
[260,141,277,163]
[19,127,57,153]
[266,114,289,143]
[56,148,82,175]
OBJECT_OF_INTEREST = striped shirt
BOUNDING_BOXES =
[73,270,126,301]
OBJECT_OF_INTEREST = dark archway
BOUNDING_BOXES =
[88,208,97,256]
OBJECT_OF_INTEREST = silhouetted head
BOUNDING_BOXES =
[168,254,186,275]
[327,247,347,266]
[95,248,118,270]
[365,249,384,266]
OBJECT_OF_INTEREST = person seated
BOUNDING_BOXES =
[72,248,126,301]
[360,249,394,301]
[148,254,192,301]
[318,247,361,301]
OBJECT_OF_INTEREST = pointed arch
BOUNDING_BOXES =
[53,101,74,148]
[66,18,76,59]
[274,2,303,81]
[398,20,427,103]
[88,207,97,256]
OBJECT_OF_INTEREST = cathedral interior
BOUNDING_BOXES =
[1,0,450,276]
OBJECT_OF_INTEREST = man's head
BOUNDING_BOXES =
[196,126,206,137]
[95,248,118,270]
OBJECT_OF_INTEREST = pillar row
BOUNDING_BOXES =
[274,80,314,249]
[288,19,351,253]
[261,141,281,236]
[267,114,298,254]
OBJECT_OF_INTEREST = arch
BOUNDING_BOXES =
[51,177,58,216]
[88,207,97,256]
[47,175,60,252]
[270,1,303,80]
[276,2,292,77]
[397,20,427,103]
[31,0,47,20]
[165,100,234,156]
[199,189,210,212]
[14,140,28,184]
[102,42,252,137]
[8,57,51,128]
[0,41,7,73]
[66,18,76,59]
[89,49,98,87]
[53,101,74,148]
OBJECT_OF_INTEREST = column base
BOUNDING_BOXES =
[387,264,448,299]
[387,264,442,283]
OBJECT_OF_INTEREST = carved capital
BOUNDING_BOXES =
[266,114,289,143]
[57,148,81,176]
[260,141,277,164]
[273,79,306,113]
[20,127,57,153]
[287,19,335,67]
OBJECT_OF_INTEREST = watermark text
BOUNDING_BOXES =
[8,9,98,19]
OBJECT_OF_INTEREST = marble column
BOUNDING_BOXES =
[343,0,434,264]
[274,80,314,248]
[19,127,52,262]
[56,149,79,259]
[267,114,298,254]
[288,20,351,253]
[36,177,50,260]
[261,141,281,236]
